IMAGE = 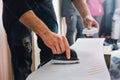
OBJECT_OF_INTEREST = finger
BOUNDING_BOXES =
[59,36,65,53]
[83,19,88,28]
[94,21,99,29]
[63,36,70,59]
[87,21,92,29]
[54,42,61,54]
[84,18,92,29]
[51,46,57,54]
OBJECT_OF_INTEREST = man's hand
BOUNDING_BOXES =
[83,15,99,29]
[41,31,70,59]
[72,0,99,29]
[19,10,70,59]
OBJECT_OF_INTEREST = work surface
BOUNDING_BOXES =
[26,38,111,80]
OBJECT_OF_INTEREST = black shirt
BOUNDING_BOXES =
[2,0,57,31]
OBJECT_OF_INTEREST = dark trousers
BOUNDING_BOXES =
[100,0,115,36]
[5,21,32,80]
[66,15,84,46]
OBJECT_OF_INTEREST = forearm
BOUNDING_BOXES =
[72,0,99,29]
[19,10,70,58]
[19,10,51,39]
[72,0,91,19]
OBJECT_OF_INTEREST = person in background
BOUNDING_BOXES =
[101,0,115,37]
[99,0,117,50]
[2,0,99,80]
[108,1,120,50]
[87,0,105,37]
[60,0,84,46]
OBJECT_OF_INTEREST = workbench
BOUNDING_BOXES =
[26,38,111,80]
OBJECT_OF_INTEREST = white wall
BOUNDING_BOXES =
[53,0,61,33]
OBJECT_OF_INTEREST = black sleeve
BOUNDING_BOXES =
[3,0,31,19]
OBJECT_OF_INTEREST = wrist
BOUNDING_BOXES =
[83,15,94,21]
[39,29,51,39]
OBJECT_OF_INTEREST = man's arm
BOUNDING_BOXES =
[3,0,70,59]
[19,10,70,59]
[72,0,99,29]
[72,0,91,19]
